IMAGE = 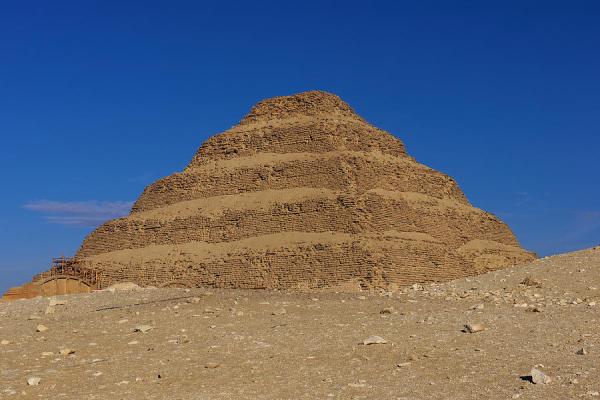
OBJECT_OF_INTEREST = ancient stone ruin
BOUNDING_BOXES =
[3,91,535,299]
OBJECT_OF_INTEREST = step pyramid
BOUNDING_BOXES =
[5,90,536,298]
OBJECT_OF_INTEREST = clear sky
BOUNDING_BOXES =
[1,1,599,294]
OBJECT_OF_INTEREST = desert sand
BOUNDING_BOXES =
[1,246,598,399]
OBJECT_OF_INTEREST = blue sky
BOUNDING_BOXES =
[1,1,599,293]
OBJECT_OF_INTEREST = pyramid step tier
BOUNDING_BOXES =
[132,151,467,213]
[80,232,533,290]
[78,189,521,258]
[188,118,407,167]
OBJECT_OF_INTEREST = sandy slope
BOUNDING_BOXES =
[1,247,599,399]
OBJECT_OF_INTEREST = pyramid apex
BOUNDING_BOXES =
[240,90,361,124]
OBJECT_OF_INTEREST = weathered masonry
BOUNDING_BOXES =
[3,91,535,299]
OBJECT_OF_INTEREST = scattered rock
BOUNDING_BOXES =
[576,348,587,355]
[521,276,542,288]
[133,325,153,333]
[348,382,366,388]
[59,348,75,355]
[362,335,388,345]
[531,368,552,384]
[526,306,543,313]
[36,324,48,332]
[388,283,399,293]
[48,298,67,307]
[27,377,41,386]
[463,324,485,334]
[187,297,202,304]
[106,282,141,292]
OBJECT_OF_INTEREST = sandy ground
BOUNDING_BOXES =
[1,247,599,399]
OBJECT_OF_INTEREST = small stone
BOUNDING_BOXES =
[48,298,67,307]
[380,307,394,314]
[388,283,399,293]
[463,324,485,333]
[531,368,551,384]
[521,277,542,288]
[575,348,587,355]
[271,308,286,315]
[396,362,411,368]
[362,335,388,345]
[205,362,220,369]
[470,304,484,310]
[106,282,141,292]
[59,348,75,355]
[133,325,153,333]
[526,306,543,313]
[1,339,10,345]
[27,377,41,386]
[36,324,48,332]
[128,340,139,345]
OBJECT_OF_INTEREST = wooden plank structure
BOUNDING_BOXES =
[2,257,100,301]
